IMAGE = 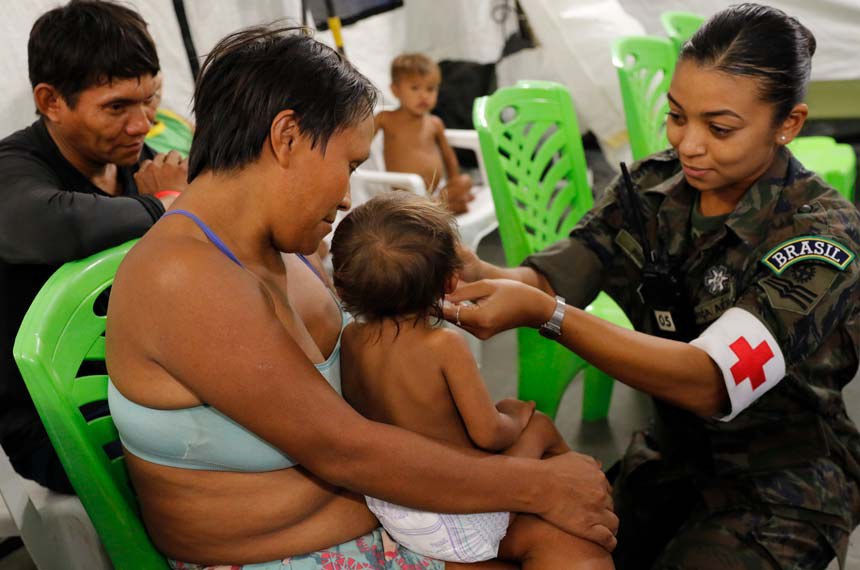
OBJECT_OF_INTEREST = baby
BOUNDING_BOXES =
[331,192,611,568]
[376,53,474,214]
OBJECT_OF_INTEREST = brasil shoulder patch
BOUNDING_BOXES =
[761,236,855,275]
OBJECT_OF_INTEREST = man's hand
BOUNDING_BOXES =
[540,452,618,551]
[134,150,189,203]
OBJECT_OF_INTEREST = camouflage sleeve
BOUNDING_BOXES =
[522,177,625,309]
[691,211,860,420]
[735,232,859,369]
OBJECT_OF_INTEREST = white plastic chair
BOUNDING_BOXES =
[350,128,498,253]
[0,448,111,570]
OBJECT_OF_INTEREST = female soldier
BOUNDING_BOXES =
[449,4,860,569]
[105,26,616,569]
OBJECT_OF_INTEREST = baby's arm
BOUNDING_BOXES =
[374,111,388,136]
[438,328,533,451]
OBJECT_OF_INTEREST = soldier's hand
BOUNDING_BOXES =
[135,150,189,201]
[444,279,556,339]
[456,243,484,283]
[539,451,618,551]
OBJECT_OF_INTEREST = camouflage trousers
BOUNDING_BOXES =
[610,459,845,570]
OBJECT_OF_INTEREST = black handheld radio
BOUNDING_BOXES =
[618,162,694,341]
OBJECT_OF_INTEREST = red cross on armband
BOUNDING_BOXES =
[729,337,774,390]
[689,308,786,421]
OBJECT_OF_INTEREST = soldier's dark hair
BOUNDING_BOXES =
[188,25,377,182]
[331,192,462,326]
[28,0,160,108]
[680,3,815,123]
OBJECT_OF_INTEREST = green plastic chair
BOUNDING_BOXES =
[660,11,705,55]
[473,80,632,421]
[611,36,677,161]
[788,137,857,201]
[13,240,170,569]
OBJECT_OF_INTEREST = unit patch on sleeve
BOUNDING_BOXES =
[761,236,855,275]
[758,264,839,315]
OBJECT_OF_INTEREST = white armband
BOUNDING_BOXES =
[689,307,786,422]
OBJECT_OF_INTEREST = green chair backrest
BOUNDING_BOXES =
[472,80,592,265]
[660,10,705,54]
[612,36,677,161]
[13,240,170,569]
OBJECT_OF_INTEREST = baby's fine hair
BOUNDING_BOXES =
[390,53,440,84]
[331,192,461,323]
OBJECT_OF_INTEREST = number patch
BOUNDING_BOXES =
[654,310,676,332]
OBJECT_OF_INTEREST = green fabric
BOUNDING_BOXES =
[690,193,729,241]
[145,108,193,157]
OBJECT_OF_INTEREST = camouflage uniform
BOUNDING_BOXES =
[525,147,860,569]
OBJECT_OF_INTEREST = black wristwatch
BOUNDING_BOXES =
[539,295,566,339]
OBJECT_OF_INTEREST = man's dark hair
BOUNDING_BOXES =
[188,26,377,181]
[28,0,160,107]
[331,192,462,326]
[681,3,816,124]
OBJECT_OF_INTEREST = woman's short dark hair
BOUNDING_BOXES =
[680,3,816,123]
[188,26,377,182]
[28,0,160,107]
[331,192,462,325]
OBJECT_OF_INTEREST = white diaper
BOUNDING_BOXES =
[365,496,510,563]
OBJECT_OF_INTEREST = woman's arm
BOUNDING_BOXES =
[437,329,534,451]
[134,242,618,549]
[445,279,727,417]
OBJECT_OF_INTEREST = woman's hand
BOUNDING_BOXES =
[443,279,557,339]
[540,452,618,551]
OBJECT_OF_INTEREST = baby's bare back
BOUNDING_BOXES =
[380,111,447,192]
[341,321,474,448]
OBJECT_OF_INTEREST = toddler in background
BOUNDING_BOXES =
[376,53,474,214]
[331,192,613,569]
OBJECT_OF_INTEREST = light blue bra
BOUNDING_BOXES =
[108,210,345,472]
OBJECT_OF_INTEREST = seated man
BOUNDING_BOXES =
[0,0,188,493]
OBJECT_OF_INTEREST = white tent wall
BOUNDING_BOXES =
[499,0,646,167]
[0,1,856,162]
[620,0,860,82]
[316,1,518,110]
[0,0,304,136]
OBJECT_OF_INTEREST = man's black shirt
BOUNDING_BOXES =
[0,119,162,466]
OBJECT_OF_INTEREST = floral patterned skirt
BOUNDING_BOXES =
[169,528,445,570]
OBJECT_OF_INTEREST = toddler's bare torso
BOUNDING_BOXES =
[341,320,473,448]
[379,110,446,192]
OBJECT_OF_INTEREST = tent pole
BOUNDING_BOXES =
[323,0,346,55]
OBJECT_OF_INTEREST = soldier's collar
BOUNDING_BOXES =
[723,147,795,245]
[646,147,797,246]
